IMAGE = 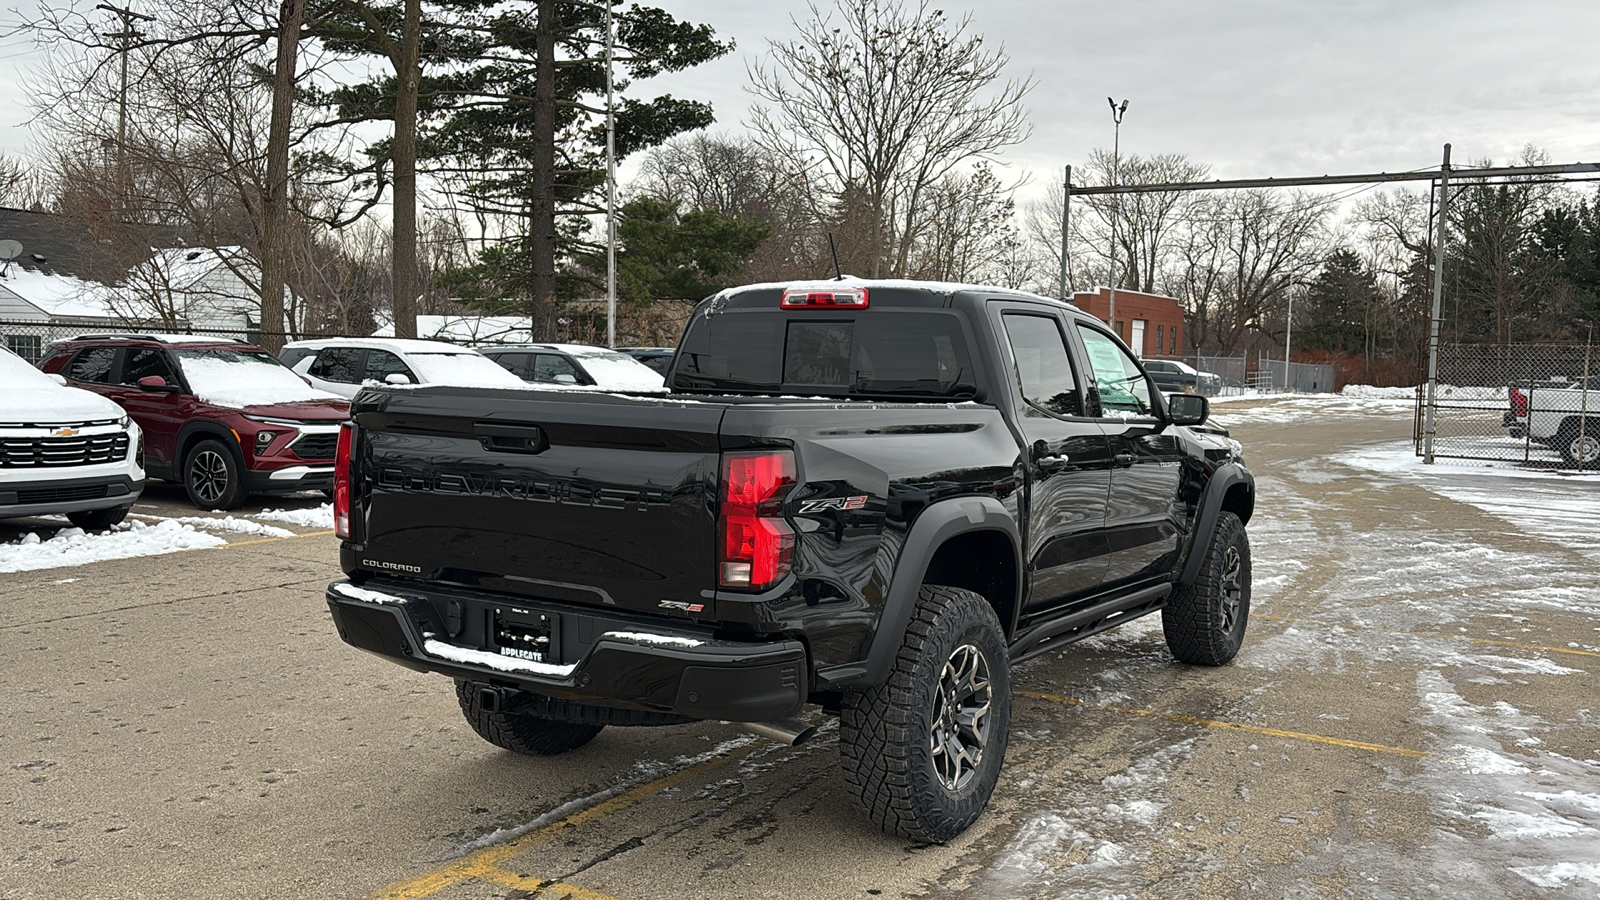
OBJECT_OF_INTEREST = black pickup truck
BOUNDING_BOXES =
[325,280,1255,842]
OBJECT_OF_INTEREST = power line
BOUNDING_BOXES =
[1070,161,1600,196]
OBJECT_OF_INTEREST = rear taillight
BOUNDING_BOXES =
[333,423,353,540]
[1509,387,1527,416]
[719,450,795,590]
[780,285,868,309]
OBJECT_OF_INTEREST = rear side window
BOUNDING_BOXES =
[66,347,116,383]
[1002,314,1081,417]
[309,348,361,383]
[675,310,973,399]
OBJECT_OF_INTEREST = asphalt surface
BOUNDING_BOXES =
[2,406,1597,899]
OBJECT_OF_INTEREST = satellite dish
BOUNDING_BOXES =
[0,240,21,261]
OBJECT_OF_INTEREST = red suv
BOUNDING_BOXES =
[40,334,349,510]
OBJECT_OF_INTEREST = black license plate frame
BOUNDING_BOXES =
[492,605,561,664]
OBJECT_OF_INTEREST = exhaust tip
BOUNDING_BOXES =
[743,718,818,746]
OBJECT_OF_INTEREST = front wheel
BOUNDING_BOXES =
[839,585,1010,843]
[1164,511,1251,665]
[184,439,247,510]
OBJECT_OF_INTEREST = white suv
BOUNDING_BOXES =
[0,345,145,529]
[278,338,527,399]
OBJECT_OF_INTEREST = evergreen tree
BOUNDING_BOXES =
[1300,249,1381,356]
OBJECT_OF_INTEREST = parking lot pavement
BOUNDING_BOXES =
[3,400,1598,899]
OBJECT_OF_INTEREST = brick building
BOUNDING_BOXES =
[1072,287,1185,359]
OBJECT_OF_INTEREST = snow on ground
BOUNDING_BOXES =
[1209,386,1418,427]
[0,519,226,574]
[136,514,296,538]
[1342,443,1600,561]
[252,503,334,529]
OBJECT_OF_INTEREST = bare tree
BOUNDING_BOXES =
[748,0,1031,278]
[1174,190,1330,354]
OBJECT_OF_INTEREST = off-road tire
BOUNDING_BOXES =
[67,505,130,531]
[184,439,247,511]
[1555,420,1599,469]
[839,584,1011,843]
[454,681,604,755]
[1164,511,1251,665]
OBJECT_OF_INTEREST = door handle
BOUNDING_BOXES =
[1036,454,1070,471]
[1114,452,1136,468]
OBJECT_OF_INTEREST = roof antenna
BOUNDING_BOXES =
[827,233,843,281]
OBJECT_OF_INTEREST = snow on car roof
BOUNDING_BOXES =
[70,333,246,345]
[283,337,482,355]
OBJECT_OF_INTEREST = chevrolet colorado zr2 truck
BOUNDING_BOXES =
[324,279,1256,842]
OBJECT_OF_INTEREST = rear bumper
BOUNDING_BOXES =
[325,579,807,722]
[0,473,143,519]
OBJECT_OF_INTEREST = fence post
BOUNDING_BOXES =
[1423,143,1452,465]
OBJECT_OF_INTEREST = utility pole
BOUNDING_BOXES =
[1106,97,1128,334]
[604,0,617,349]
[1283,292,1294,391]
[1423,143,1452,464]
[97,3,153,205]
[1059,165,1071,302]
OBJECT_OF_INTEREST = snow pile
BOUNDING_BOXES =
[1340,384,1417,399]
[0,519,226,573]
[253,503,334,529]
[1210,392,1416,426]
[159,515,295,538]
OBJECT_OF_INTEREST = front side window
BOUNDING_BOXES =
[1002,314,1081,417]
[120,348,176,385]
[532,354,584,383]
[309,348,361,383]
[1077,324,1155,417]
[67,347,116,383]
[363,349,415,383]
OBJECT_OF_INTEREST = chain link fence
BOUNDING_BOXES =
[1192,354,1336,395]
[1418,342,1597,469]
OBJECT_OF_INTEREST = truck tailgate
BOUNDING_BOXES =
[351,387,724,616]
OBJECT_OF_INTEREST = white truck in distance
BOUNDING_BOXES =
[1524,378,1599,467]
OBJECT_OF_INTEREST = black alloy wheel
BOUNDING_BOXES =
[184,439,247,510]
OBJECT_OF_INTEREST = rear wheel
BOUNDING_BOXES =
[839,585,1010,843]
[1556,421,1599,469]
[66,505,130,531]
[184,439,247,510]
[454,681,604,755]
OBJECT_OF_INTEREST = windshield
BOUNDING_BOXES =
[405,352,527,387]
[176,348,342,408]
[673,310,975,399]
[565,348,666,390]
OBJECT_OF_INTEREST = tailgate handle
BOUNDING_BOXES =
[474,423,547,454]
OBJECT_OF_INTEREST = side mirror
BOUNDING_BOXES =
[552,373,578,385]
[1167,392,1209,426]
[384,373,412,385]
[46,373,68,386]
[137,375,178,393]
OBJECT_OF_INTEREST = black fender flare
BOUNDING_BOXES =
[851,496,1021,688]
[1178,461,1255,587]
[176,421,245,475]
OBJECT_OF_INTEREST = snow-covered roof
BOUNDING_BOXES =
[373,315,537,344]
[0,265,120,319]
[286,336,484,355]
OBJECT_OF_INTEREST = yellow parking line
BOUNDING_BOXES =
[1017,690,1429,759]
[369,744,755,900]
[478,866,620,899]
[222,529,335,548]
[1256,613,1600,660]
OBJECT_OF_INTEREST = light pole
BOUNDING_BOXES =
[1106,97,1128,336]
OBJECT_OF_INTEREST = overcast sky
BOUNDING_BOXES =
[2,0,1597,202]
